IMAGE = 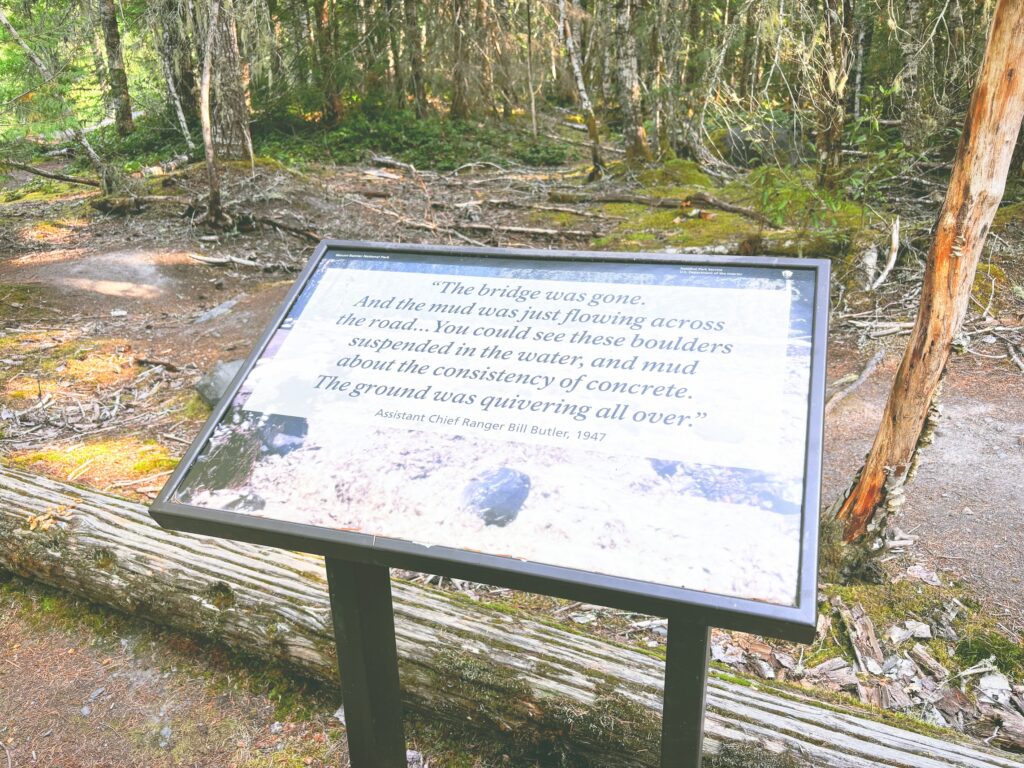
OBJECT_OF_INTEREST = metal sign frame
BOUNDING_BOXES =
[150,240,830,767]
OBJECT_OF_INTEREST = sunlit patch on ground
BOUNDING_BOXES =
[17,217,91,246]
[9,436,178,495]
[62,277,163,299]
[0,332,138,406]
[8,247,89,267]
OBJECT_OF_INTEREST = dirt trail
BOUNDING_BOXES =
[0,576,349,768]
[823,352,1024,634]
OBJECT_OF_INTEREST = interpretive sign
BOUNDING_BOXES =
[153,241,827,636]
[152,241,828,768]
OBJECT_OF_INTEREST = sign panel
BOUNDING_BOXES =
[153,242,827,636]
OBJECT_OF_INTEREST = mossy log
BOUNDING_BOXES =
[0,466,1018,768]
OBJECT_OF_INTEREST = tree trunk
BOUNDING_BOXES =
[158,0,199,120]
[208,0,252,162]
[560,0,604,178]
[615,0,652,163]
[404,0,428,117]
[526,0,538,135]
[0,466,1017,768]
[97,0,134,135]
[834,0,1024,542]
[899,0,924,152]
[313,0,343,123]
[451,0,471,119]
[815,0,854,190]
[386,0,404,105]
[199,0,227,225]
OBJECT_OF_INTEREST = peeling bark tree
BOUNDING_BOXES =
[834,0,1024,542]
[97,0,133,135]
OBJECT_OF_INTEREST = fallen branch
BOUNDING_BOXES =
[434,198,619,220]
[2,159,101,188]
[343,195,488,247]
[456,221,598,238]
[0,465,1017,768]
[871,216,901,290]
[251,214,321,244]
[826,350,885,414]
[548,190,777,228]
[370,153,418,174]
[687,192,778,229]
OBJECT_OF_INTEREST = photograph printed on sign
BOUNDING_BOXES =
[173,252,816,606]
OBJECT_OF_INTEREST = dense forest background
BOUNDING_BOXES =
[0,0,1003,195]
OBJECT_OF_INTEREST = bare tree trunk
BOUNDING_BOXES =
[404,0,428,117]
[851,26,865,119]
[834,0,1024,542]
[1,466,1016,768]
[97,0,134,135]
[815,0,854,190]
[386,0,404,105]
[650,0,671,158]
[560,0,604,178]
[615,0,652,163]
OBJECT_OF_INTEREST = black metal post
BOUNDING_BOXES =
[325,558,407,768]
[660,619,711,768]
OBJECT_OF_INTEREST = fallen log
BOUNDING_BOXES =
[2,159,102,188]
[0,465,1018,768]
[547,190,777,228]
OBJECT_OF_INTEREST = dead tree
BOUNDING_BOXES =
[834,0,1024,542]
[97,0,134,135]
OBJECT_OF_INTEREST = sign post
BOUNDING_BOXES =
[151,241,829,767]
[325,558,406,768]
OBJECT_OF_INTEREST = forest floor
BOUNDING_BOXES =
[1,154,1024,764]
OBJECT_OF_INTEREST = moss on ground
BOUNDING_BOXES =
[0,178,83,204]
[591,162,877,260]
[637,158,712,189]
